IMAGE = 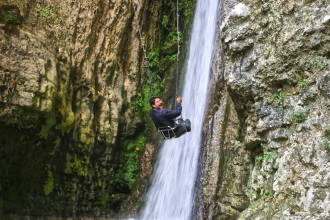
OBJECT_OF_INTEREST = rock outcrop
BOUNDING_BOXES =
[197,0,330,219]
[0,0,194,218]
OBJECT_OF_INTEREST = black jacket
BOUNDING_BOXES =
[150,103,182,128]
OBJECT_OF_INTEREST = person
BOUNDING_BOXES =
[149,96,191,138]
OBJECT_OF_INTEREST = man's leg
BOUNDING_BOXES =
[174,119,191,137]
[174,124,187,137]
[184,119,191,132]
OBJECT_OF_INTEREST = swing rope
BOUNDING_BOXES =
[174,0,183,120]
[175,0,180,100]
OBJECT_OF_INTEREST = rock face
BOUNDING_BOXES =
[196,0,330,219]
[0,0,194,218]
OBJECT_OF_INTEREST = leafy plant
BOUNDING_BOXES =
[260,192,273,200]
[165,54,177,62]
[256,152,274,162]
[323,127,330,154]
[147,50,160,69]
[162,15,169,27]
[35,6,60,23]
[324,126,330,135]
[292,109,309,124]
[272,92,284,104]
[180,0,194,26]
[309,52,330,70]
[43,170,54,196]
[0,9,21,25]
[324,142,330,151]
[116,134,146,190]
[297,79,308,87]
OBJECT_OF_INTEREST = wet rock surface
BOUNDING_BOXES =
[197,0,330,219]
[0,0,194,218]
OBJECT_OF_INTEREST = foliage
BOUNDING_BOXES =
[297,79,308,87]
[180,0,195,26]
[0,8,21,25]
[256,152,275,162]
[162,15,169,27]
[44,170,54,195]
[256,143,275,162]
[323,127,330,154]
[324,126,330,135]
[165,54,177,62]
[132,49,165,116]
[35,6,60,23]
[260,192,273,200]
[272,92,284,104]
[116,134,146,191]
[309,52,330,70]
[147,50,160,69]
[292,109,309,124]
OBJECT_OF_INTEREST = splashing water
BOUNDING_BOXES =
[140,0,219,219]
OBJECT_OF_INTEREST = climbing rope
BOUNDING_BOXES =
[174,0,183,120]
[175,0,180,100]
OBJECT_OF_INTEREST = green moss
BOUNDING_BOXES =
[308,52,330,70]
[292,109,309,124]
[35,5,60,24]
[65,155,89,177]
[297,79,308,87]
[115,133,146,191]
[272,92,284,104]
[256,152,275,162]
[39,111,56,139]
[44,170,54,195]
[0,6,22,25]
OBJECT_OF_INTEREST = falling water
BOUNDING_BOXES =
[140,0,219,219]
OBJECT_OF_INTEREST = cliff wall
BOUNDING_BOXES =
[0,0,194,218]
[197,0,329,219]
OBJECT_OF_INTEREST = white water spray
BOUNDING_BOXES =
[140,0,219,219]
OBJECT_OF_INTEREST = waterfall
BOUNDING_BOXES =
[140,0,219,219]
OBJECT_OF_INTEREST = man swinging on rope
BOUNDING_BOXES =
[149,96,191,138]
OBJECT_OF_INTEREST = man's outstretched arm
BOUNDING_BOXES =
[163,97,183,120]
[163,103,182,119]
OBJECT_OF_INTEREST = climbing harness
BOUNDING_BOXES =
[157,119,189,140]
[158,125,178,139]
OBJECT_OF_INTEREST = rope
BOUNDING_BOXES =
[175,0,183,119]
[175,0,180,99]
[131,1,154,95]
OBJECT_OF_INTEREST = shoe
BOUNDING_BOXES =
[185,119,191,132]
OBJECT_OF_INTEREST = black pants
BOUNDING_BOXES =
[174,119,191,138]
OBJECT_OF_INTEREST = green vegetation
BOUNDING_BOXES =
[323,127,330,154]
[256,144,275,162]
[292,109,309,124]
[116,134,146,190]
[0,8,21,25]
[256,152,275,162]
[180,0,195,26]
[297,79,308,87]
[35,6,60,23]
[44,170,54,195]
[309,52,330,70]
[260,192,273,200]
[272,92,284,104]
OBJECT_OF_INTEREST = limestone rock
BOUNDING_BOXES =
[197,0,330,219]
